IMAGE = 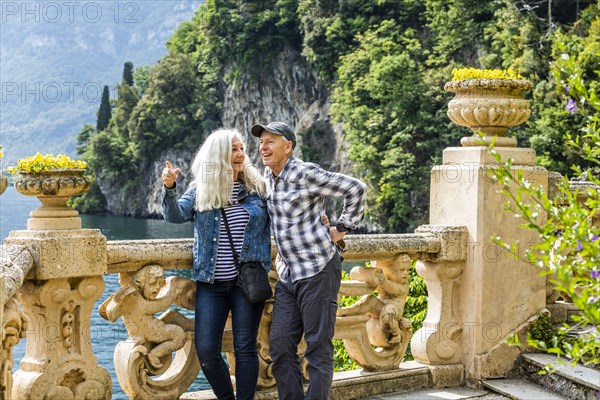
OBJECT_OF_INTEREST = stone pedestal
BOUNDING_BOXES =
[417,147,547,381]
[5,229,111,399]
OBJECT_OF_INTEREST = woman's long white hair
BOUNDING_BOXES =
[191,129,266,211]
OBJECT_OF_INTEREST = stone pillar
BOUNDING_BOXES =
[423,147,547,382]
[5,216,111,398]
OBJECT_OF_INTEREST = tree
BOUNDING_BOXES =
[96,85,112,132]
[332,21,460,232]
[123,61,135,86]
[76,124,96,155]
[128,52,220,161]
[524,5,599,176]
[115,84,139,138]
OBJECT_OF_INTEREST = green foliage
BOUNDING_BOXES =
[332,21,454,231]
[524,7,600,176]
[90,128,135,179]
[482,0,549,77]
[128,51,220,161]
[403,261,428,361]
[507,312,579,364]
[404,261,427,335]
[76,124,96,156]
[115,83,140,138]
[529,313,561,345]
[170,0,301,78]
[490,25,600,366]
[298,0,423,81]
[68,181,107,214]
[424,0,498,67]
[133,66,151,97]
[96,85,112,132]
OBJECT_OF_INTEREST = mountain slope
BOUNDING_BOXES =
[0,0,203,161]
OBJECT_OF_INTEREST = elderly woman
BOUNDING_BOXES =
[161,129,270,400]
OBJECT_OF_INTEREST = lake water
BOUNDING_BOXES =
[0,186,209,398]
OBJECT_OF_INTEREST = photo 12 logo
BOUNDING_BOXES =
[1,2,140,24]
[1,81,120,104]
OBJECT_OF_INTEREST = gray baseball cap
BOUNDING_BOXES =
[251,121,296,149]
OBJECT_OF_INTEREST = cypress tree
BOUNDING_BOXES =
[96,85,111,131]
[123,62,134,86]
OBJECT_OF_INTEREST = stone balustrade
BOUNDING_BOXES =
[0,227,469,399]
[100,229,465,398]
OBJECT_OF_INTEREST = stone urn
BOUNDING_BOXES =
[15,169,91,230]
[0,175,7,195]
[444,78,533,147]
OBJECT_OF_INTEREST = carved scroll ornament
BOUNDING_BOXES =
[99,265,198,400]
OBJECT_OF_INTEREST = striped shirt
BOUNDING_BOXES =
[214,182,250,281]
[265,156,366,282]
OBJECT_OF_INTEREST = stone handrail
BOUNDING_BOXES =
[0,244,34,307]
[105,233,444,273]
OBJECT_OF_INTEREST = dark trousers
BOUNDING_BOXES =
[195,280,265,400]
[269,251,343,400]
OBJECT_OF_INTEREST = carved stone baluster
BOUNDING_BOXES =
[336,254,412,371]
[410,225,468,365]
[100,265,199,399]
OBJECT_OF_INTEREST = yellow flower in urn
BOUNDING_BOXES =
[445,67,533,147]
[451,68,523,81]
[11,153,91,230]
[8,152,87,174]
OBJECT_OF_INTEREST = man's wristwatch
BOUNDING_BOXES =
[335,221,351,233]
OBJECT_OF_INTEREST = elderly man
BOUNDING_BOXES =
[251,121,367,400]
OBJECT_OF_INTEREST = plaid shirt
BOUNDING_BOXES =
[265,156,367,282]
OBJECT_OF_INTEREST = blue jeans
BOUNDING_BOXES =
[195,280,265,400]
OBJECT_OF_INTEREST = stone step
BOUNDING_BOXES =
[183,386,504,400]
[521,353,600,400]
[482,378,567,400]
[359,386,491,399]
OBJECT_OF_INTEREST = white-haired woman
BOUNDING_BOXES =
[161,129,270,400]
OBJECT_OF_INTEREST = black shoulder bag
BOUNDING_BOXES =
[220,208,272,303]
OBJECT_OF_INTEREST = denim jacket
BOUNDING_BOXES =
[162,182,271,283]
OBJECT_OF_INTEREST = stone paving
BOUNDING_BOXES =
[360,387,511,399]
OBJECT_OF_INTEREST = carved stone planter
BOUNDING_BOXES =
[444,79,533,147]
[0,175,7,195]
[14,169,91,230]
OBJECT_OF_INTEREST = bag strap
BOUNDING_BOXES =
[220,208,241,270]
